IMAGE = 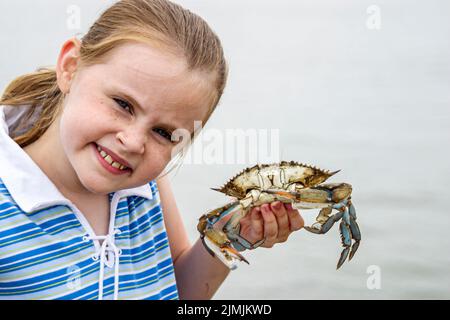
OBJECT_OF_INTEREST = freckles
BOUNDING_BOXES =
[110,109,121,120]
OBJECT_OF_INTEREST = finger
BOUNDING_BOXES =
[285,203,294,211]
[270,201,290,242]
[250,206,264,237]
[238,208,251,224]
[260,203,278,247]
[285,205,304,232]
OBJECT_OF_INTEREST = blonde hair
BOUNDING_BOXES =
[0,0,228,152]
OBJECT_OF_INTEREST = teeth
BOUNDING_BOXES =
[104,154,114,164]
[96,145,128,170]
[111,162,121,169]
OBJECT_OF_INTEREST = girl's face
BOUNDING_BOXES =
[57,41,213,195]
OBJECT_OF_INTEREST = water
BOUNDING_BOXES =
[1,0,449,299]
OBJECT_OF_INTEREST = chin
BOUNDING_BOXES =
[78,174,116,195]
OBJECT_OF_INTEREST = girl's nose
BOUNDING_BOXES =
[116,130,145,154]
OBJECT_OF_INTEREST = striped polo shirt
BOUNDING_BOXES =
[0,105,179,300]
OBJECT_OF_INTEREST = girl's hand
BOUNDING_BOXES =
[238,201,304,249]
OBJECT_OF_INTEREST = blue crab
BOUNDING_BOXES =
[197,161,361,270]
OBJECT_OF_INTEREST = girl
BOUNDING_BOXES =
[0,0,304,300]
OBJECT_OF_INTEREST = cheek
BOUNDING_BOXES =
[134,151,172,183]
[60,112,95,152]
[59,100,118,148]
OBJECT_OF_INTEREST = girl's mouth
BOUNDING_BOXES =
[93,143,132,175]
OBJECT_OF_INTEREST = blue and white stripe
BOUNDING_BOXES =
[0,180,179,300]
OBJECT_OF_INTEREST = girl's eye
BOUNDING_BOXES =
[113,98,133,114]
[112,98,172,143]
[153,128,173,142]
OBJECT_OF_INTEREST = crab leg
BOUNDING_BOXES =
[264,190,302,201]
[198,201,249,267]
[304,206,344,234]
[201,194,266,254]
[337,220,352,269]
[206,200,242,225]
[222,189,307,251]
[223,209,266,251]
[266,189,360,268]
[349,216,361,260]
[348,201,357,220]
[347,201,361,260]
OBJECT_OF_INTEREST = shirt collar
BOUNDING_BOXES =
[0,105,153,213]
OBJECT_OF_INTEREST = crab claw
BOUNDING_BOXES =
[202,228,249,269]
[222,245,249,265]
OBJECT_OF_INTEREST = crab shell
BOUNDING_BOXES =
[211,161,339,199]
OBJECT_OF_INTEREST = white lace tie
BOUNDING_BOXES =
[84,229,122,300]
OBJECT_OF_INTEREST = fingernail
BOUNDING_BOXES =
[273,201,282,210]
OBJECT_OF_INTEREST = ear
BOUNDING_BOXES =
[56,37,81,94]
